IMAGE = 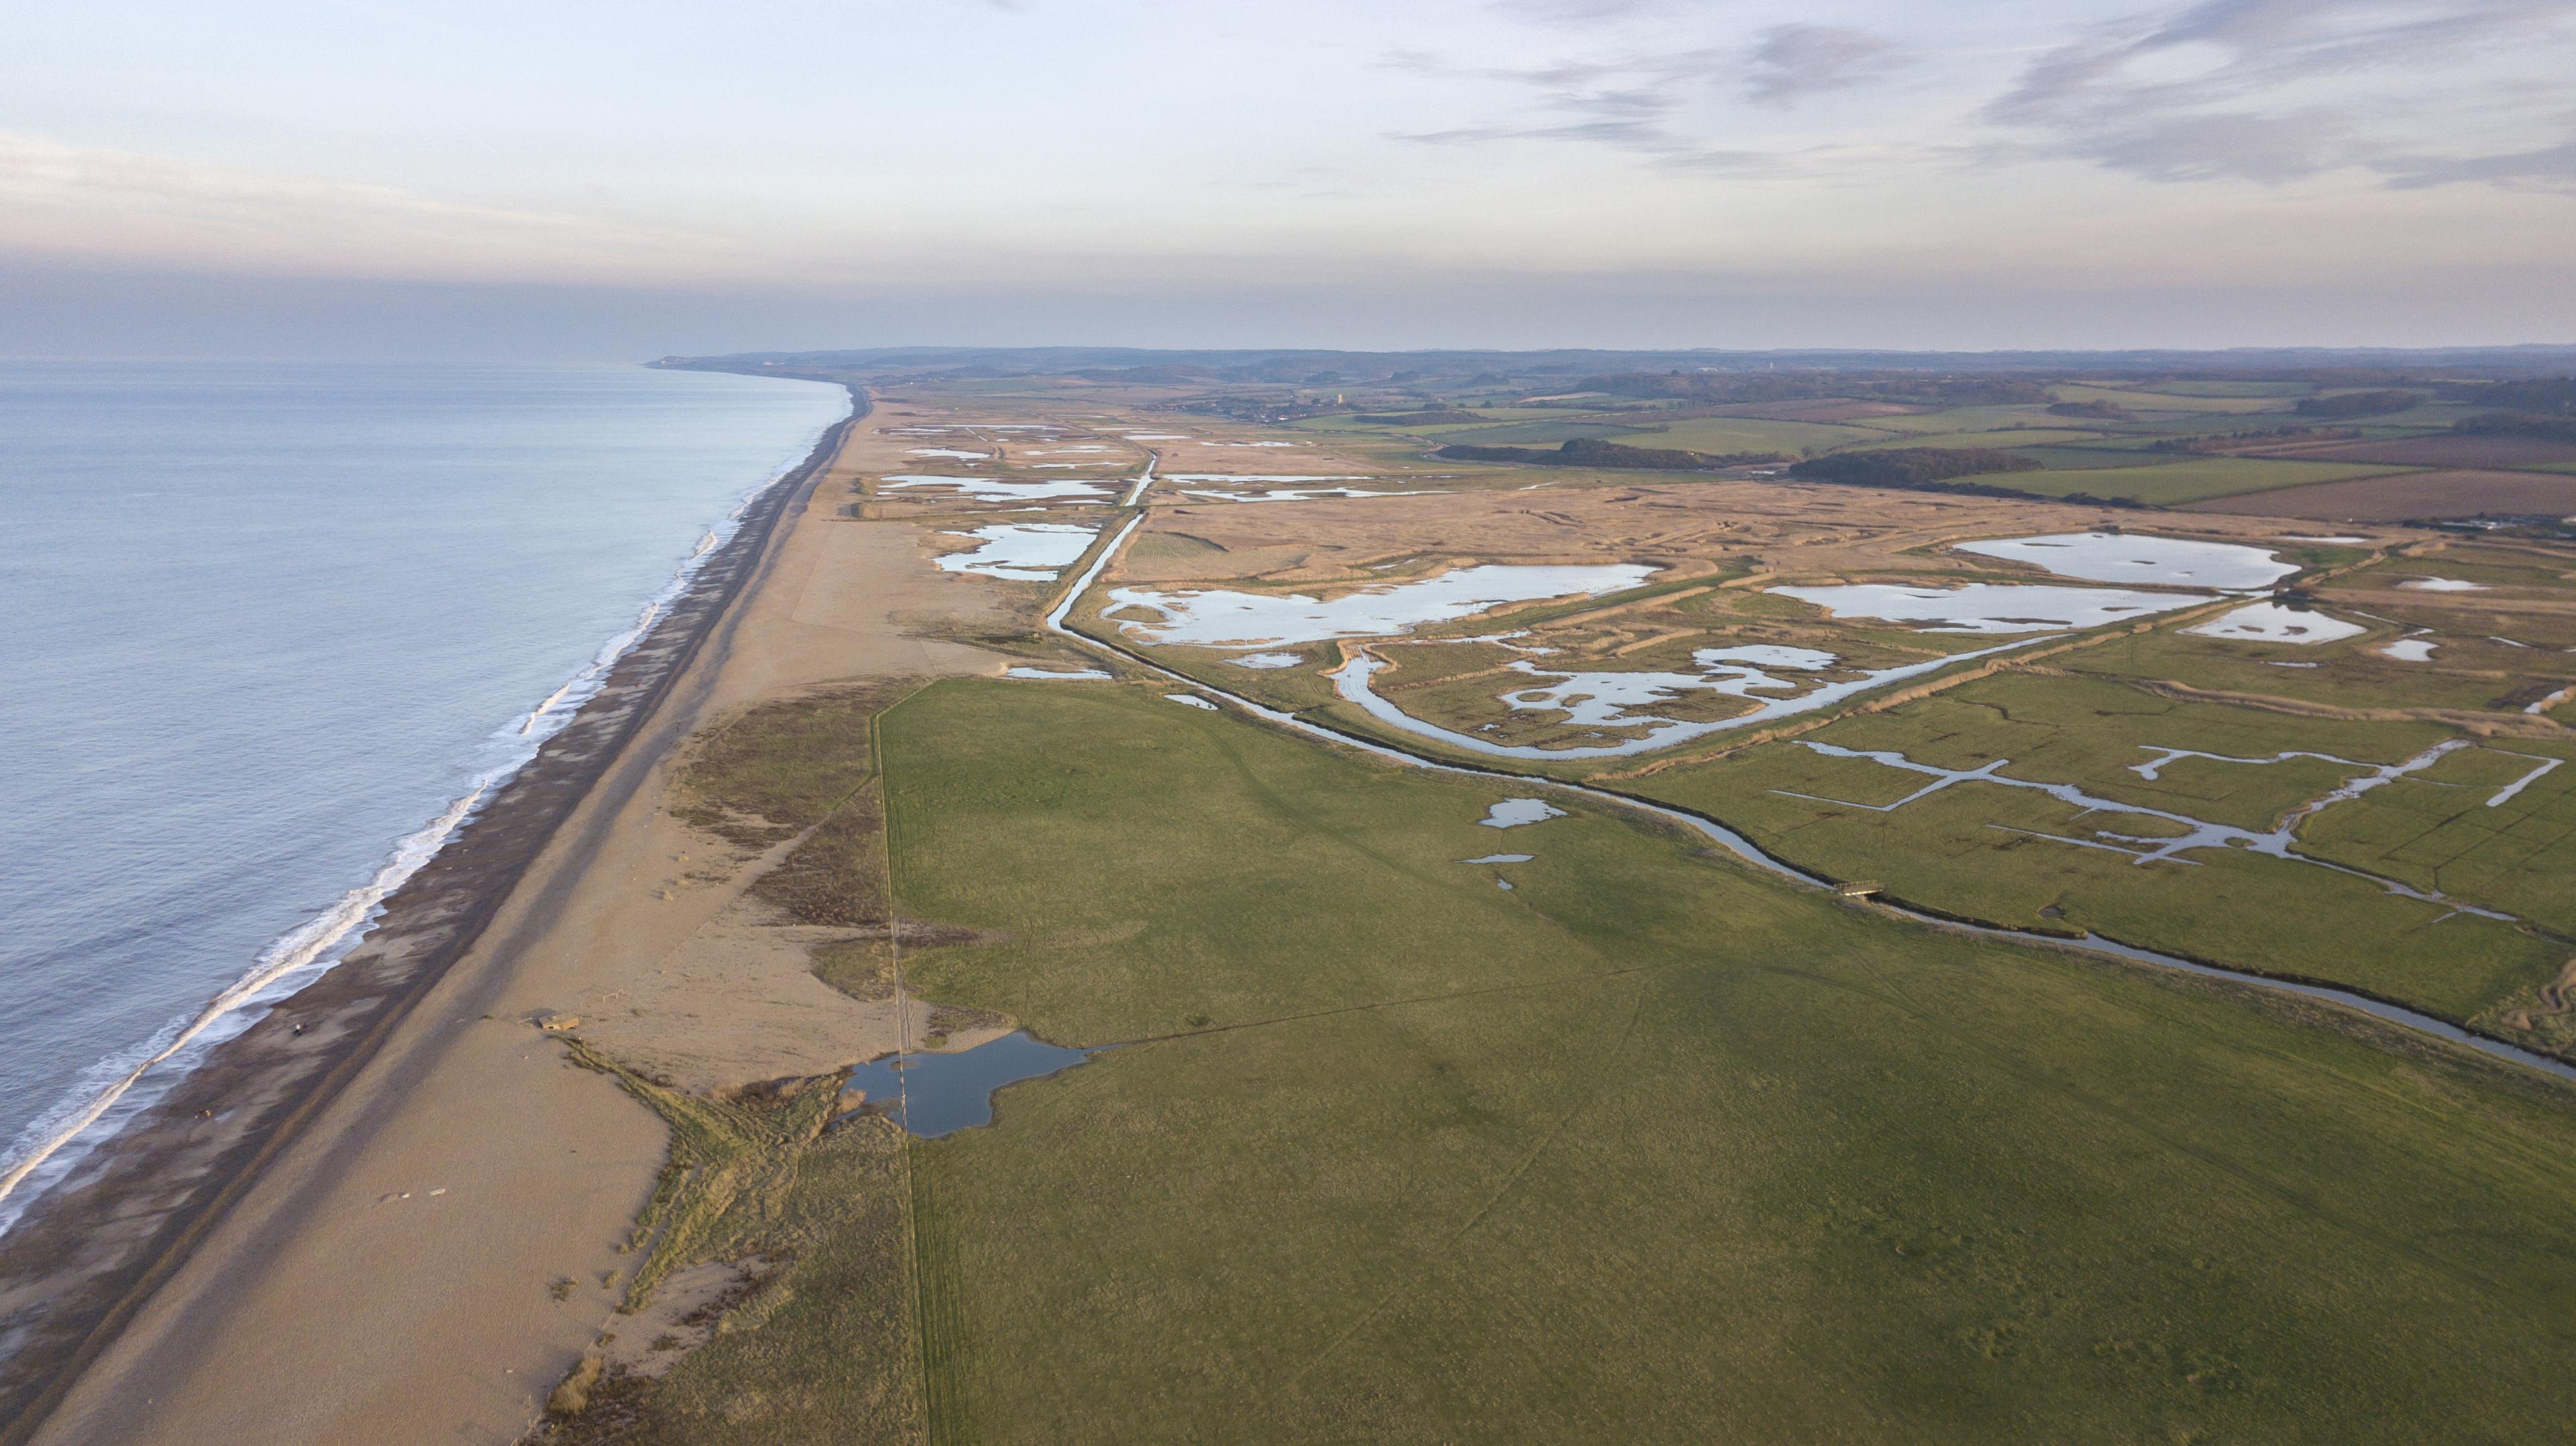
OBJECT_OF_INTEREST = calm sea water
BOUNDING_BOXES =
[0,361,849,1225]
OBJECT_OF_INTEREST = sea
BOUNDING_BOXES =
[0,360,850,1231]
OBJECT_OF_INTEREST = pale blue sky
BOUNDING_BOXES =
[5,0,2571,357]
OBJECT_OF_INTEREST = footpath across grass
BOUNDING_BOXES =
[872,679,2576,1444]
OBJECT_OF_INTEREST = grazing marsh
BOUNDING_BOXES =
[871,681,2576,1443]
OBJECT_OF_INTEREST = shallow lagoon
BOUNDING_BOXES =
[2183,601,2366,645]
[936,522,1099,581]
[882,474,1116,504]
[1767,582,2208,634]
[1955,531,2295,590]
[1104,563,1654,647]
[1161,473,1369,484]
[1177,487,1434,504]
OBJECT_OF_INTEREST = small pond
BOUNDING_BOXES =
[843,1032,1094,1139]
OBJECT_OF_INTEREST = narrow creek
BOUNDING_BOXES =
[1030,484,2576,1089]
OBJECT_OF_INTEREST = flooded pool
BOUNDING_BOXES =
[1005,667,1111,680]
[1458,852,1532,863]
[907,447,990,461]
[1177,488,1435,504]
[1104,563,1655,647]
[1161,473,1367,484]
[2380,638,2438,661]
[2398,577,2487,592]
[2182,601,2366,644]
[1954,532,2296,590]
[936,522,1101,581]
[843,1032,1094,1139]
[1479,798,1564,828]
[1227,652,1305,669]
[1768,582,2211,634]
[1165,693,1219,710]
[881,474,1117,504]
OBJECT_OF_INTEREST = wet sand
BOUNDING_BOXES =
[12,392,1007,1445]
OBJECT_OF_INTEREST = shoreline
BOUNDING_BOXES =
[0,381,867,1441]
[0,389,848,1239]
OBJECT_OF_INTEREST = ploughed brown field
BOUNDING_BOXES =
[2247,433,2576,472]
[2188,468,2576,521]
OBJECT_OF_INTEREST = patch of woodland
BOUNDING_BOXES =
[1435,437,1790,470]
[1787,446,2045,489]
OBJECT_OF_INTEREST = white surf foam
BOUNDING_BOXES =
[0,404,848,1237]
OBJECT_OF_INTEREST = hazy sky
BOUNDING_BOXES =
[5,0,2573,358]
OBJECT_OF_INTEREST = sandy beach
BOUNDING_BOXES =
[9,392,1008,1445]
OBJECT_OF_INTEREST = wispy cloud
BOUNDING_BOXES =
[1746,25,1902,107]
[1987,0,2576,190]
[1383,22,1906,168]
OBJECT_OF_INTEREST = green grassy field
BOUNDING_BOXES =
[1953,457,2414,505]
[2302,738,2576,937]
[1848,427,2109,451]
[2004,445,2167,470]
[2050,384,2292,414]
[1642,416,1890,455]
[1831,404,2068,436]
[873,681,2576,1443]
[1418,419,1668,445]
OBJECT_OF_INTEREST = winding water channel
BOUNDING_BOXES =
[1034,483,2576,1087]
